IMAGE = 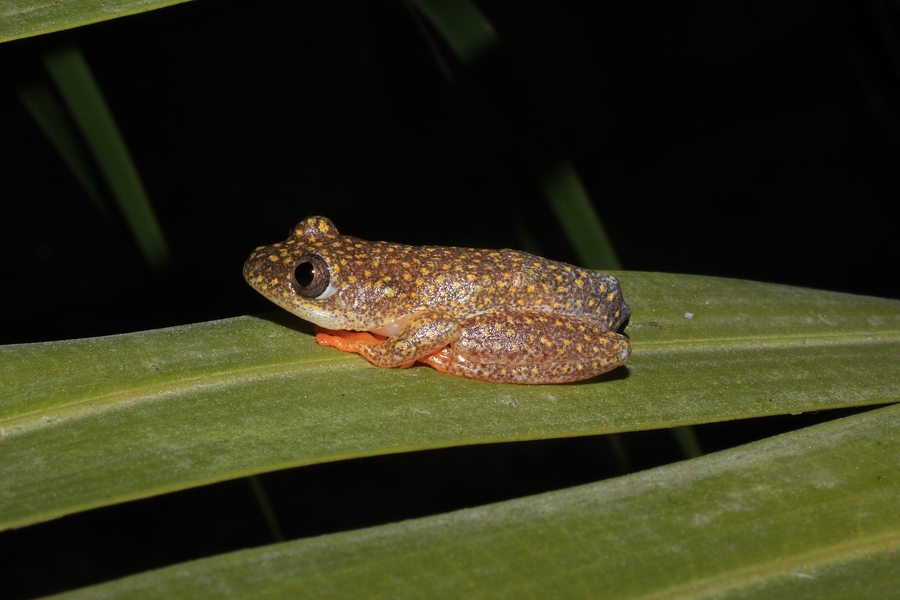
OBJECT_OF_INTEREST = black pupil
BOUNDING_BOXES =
[296,261,315,287]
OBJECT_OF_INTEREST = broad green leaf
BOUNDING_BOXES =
[410,0,620,269]
[43,45,171,271]
[2,272,898,534]
[0,0,192,44]
[51,402,900,599]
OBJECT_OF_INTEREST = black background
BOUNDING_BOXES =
[1,1,898,597]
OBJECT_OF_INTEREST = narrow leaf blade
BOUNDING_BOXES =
[411,0,620,268]
[43,45,171,270]
[15,77,109,216]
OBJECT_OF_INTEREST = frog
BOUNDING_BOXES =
[243,216,631,384]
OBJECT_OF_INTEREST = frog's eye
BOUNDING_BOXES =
[293,253,337,299]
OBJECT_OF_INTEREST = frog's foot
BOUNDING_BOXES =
[315,312,462,370]
[313,326,418,369]
[314,326,386,347]
[314,326,412,366]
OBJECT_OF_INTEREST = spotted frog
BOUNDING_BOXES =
[243,217,630,384]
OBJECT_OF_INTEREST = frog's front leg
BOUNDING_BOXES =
[316,310,463,369]
[420,311,630,384]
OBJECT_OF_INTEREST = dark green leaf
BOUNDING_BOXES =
[43,45,171,270]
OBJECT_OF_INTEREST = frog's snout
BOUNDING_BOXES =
[242,247,272,288]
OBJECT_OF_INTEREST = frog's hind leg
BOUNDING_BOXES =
[419,333,631,385]
[420,311,631,384]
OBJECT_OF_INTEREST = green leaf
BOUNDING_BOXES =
[409,0,621,269]
[42,45,171,270]
[51,402,900,599]
[0,0,193,44]
[2,272,898,535]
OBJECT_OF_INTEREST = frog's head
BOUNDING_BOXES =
[243,216,353,329]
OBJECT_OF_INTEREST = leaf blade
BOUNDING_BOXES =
[49,403,900,599]
[2,272,899,532]
[410,0,621,269]
[0,0,194,44]
[43,45,171,270]
[15,76,109,217]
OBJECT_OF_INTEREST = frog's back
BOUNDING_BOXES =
[328,238,628,330]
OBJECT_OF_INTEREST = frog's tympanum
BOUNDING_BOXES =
[243,217,630,384]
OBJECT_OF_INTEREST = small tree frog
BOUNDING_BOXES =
[244,216,630,384]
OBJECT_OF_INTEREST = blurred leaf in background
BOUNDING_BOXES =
[16,44,171,271]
